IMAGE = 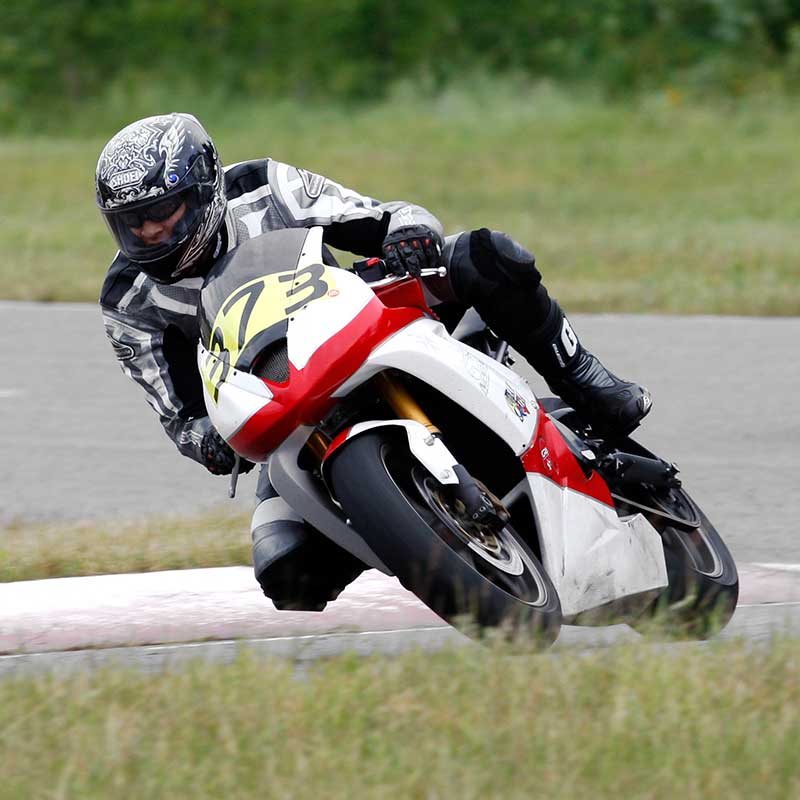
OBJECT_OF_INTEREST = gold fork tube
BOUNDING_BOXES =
[374,372,440,435]
[305,429,330,461]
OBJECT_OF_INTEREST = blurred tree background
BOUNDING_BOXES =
[3,0,800,130]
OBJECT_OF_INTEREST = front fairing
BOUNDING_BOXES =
[197,227,422,458]
[199,227,316,373]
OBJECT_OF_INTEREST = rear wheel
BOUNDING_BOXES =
[330,431,561,645]
[618,485,738,638]
[542,396,738,639]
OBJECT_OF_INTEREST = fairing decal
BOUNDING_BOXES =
[287,268,377,370]
[226,299,423,461]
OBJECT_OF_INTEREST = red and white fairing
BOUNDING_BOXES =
[199,226,667,619]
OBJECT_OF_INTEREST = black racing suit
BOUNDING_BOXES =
[100,158,564,611]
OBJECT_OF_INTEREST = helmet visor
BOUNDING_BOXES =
[102,185,204,264]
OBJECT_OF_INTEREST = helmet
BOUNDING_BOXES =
[96,113,226,283]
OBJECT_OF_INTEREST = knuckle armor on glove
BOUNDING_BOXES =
[200,427,255,476]
[382,225,442,276]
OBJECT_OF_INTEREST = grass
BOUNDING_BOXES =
[1,83,798,313]
[0,509,251,583]
[1,639,799,798]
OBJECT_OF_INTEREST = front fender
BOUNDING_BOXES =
[321,420,461,494]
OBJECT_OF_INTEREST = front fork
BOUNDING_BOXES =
[304,371,439,465]
[371,371,505,525]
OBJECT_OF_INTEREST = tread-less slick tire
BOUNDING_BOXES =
[330,431,562,646]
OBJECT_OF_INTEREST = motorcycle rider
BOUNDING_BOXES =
[98,113,652,611]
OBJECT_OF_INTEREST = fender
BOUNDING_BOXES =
[321,419,461,492]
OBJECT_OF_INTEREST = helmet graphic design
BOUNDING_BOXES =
[96,113,226,283]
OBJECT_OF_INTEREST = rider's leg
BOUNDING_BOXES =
[440,229,652,435]
[251,465,365,611]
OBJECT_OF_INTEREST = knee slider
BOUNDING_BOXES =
[469,228,541,289]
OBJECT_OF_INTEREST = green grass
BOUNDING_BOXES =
[0,509,251,583]
[2,639,799,798]
[2,84,798,313]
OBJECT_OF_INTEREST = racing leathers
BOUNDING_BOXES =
[100,159,443,466]
[101,158,650,611]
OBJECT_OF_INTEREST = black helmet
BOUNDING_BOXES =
[96,113,226,283]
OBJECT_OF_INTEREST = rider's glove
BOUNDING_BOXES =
[200,428,255,476]
[382,225,442,277]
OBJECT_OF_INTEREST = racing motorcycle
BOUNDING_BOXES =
[198,226,738,646]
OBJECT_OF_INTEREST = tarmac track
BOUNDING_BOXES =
[1,303,799,672]
[2,302,797,564]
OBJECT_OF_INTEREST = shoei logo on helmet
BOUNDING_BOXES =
[109,169,146,189]
[99,115,182,208]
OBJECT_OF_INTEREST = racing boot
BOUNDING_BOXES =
[442,228,651,436]
[523,300,652,436]
[252,465,365,611]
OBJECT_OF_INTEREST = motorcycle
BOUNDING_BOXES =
[197,226,738,645]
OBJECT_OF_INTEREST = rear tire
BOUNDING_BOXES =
[541,396,738,639]
[623,486,739,638]
[330,431,561,645]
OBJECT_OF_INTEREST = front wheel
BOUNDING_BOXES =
[329,431,562,645]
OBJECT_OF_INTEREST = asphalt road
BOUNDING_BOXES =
[1,302,798,565]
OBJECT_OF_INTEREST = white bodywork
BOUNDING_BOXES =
[200,226,668,619]
[335,317,539,455]
[288,228,375,370]
[196,352,272,445]
[338,323,667,617]
[504,475,667,618]
[197,226,376,443]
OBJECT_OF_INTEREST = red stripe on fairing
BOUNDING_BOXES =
[229,297,423,461]
[373,276,431,313]
[522,414,614,507]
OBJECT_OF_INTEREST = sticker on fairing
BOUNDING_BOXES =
[504,384,531,420]
[200,264,335,403]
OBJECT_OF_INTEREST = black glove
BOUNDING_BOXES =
[382,225,441,277]
[200,428,255,476]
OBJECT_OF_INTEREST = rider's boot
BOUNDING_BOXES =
[521,299,652,436]
[444,228,652,436]
[252,466,365,611]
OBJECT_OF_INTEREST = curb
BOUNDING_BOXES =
[1,563,799,658]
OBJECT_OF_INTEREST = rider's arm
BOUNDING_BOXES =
[267,160,444,256]
[100,306,212,465]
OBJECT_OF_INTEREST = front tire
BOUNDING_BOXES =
[329,431,562,645]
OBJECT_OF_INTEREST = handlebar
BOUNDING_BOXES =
[351,256,447,287]
[353,258,509,365]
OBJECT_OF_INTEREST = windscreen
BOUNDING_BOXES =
[199,228,334,372]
